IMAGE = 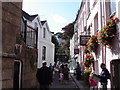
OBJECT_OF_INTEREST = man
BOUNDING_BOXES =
[49,63,54,80]
[99,63,110,90]
[75,62,81,80]
[36,61,52,90]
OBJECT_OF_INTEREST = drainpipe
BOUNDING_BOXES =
[24,20,27,43]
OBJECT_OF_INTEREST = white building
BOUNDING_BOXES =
[22,10,39,48]
[22,11,55,68]
[76,0,120,88]
[38,20,55,68]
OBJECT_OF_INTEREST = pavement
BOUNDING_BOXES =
[70,73,90,90]
[36,71,90,90]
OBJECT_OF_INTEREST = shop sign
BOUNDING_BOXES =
[80,35,91,46]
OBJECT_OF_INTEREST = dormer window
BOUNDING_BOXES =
[43,28,46,38]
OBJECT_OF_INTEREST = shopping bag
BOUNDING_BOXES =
[92,74,100,82]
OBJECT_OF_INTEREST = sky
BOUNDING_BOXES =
[22,0,81,33]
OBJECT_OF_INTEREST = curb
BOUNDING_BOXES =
[70,73,80,88]
[70,73,90,89]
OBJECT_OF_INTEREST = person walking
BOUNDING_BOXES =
[58,65,63,83]
[49,63,54,80]
[63,64,70,84]
[75,62,81,80]
[36,61,52,90]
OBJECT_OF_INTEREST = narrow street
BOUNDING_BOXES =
[2,1,120,89]
[49,71,79,89]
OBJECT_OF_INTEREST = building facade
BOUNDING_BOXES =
[76,0,120,88]
[2,2,38,89]
[38,20,55,68]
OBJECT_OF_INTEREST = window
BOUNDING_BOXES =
[109,0,116,16]
[42,46,46,61]
[34,22,38,29]
[87,1,90,14]
[94,13,98,33]
[20,19,25,39]
[26,26,37,48]
[43,28,46,38]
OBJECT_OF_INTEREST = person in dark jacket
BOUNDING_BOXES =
[75,62,81,80]
[99,63,110,90]
[63,64,70,84]
[36,61,52,90]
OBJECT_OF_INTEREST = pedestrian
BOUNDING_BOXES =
[63,64,70,84]
[99,63,110,90]
[75,62,81,80]
[36,61,52,90]
[89,71,98,90]
[49,63,54,80]
[58,66,63,83]
[94,63,110,90]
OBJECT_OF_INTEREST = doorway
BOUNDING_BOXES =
[110,59,120,89]
[13,60,22,90]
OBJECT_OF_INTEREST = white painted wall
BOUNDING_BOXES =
[37,21,55,68]
[77,0,120,88]
[23,14,55,68]
[70,35,74,59]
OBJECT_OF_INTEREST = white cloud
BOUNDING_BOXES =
[52,14,67,24]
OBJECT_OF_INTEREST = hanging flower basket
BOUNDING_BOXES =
[87,35,98,52]
[84,54,94,67]
[98,17,119,46]
[84,46,90,54]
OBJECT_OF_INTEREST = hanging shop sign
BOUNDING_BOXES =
[80,35,91,46]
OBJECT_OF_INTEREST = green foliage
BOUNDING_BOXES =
[62,22,74,40]
[98,17,118,46]
[84,68,92,85]
[29,56,35,69]
[52,35,59,62]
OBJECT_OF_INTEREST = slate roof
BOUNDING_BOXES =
[41,20,47,25]
[22,10,38,21]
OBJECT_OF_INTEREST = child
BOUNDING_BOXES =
[59,66,63,83]
[89,72,98,90]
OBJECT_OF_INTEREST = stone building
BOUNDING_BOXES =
[2,2,38,89]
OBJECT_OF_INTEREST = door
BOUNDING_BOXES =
[13,60,22,90]
[110,59,120,89]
